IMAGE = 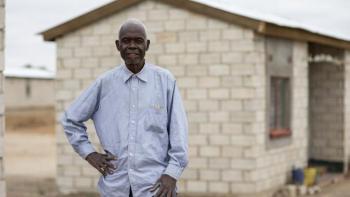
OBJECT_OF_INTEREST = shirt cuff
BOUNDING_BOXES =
[163,163,184,180]
[77,142,96,159]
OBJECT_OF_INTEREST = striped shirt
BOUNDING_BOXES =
[61,63,188,197]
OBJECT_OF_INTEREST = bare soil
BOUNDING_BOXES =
[5,124,57,197]
[5,127,56,177]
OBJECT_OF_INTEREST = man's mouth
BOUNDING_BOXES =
[127,53,139,57]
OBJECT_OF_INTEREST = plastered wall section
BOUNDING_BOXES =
[309,62,344,162]
[54,0,307,195]
[0,0,5,196]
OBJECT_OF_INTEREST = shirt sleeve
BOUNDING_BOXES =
[60,79,101,159]
[163,79,189,180]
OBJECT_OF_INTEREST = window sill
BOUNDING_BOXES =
[270,129,291,139]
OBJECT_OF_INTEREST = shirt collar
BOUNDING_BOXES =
[122,63,148,83]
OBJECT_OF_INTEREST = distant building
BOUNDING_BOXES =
[42,0,350,196]
[0,0,5,195]
[4,65,55,129]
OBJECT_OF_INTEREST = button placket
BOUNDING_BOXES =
[128,76,138,176]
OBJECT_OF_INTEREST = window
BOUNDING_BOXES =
[266,37,293,140]
[269,77,291,138]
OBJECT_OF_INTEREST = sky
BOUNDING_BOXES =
[5,0,350,72]
[5,0,112,71]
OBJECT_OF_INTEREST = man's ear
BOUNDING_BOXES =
[115,40,121,51]
[146,40,150,51]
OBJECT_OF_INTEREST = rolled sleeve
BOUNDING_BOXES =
[77,141,96,159]
[163,163,185,180]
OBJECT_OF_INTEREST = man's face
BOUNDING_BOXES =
[116,24,150,67]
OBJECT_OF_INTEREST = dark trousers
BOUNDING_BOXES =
[129,187,177,197]
[129,187,133,197]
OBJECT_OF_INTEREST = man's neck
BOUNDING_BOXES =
[126,62,144,74]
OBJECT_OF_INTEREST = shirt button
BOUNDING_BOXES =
[129,153,133,157]
[131,120,135,124]
[132,105,136,108]
[129,169,133,172]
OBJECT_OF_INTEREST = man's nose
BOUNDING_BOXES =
[128,40,137,48]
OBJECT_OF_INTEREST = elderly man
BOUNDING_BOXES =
[61,19,188,197]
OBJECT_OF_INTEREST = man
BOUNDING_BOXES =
[61,19,188,197]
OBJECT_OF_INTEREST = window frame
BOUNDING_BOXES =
[269,76,291,138]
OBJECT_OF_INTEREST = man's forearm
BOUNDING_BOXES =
[61,113,96,159]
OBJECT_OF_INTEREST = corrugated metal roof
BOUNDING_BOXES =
[4,66,56,79]
[193,0,350,42]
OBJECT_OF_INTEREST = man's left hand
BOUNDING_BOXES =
[150,174,176,197]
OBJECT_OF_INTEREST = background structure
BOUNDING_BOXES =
[4,65,55,130]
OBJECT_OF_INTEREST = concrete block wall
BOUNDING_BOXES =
[247,41,309,193]
[0,0,5,195]
[310,62,344,162]
[55,0,308,195]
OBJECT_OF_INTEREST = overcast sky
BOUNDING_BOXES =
[5,0,112,71]
[5,0,350,71]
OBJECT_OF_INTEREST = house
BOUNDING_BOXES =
[41,0,350,196]
[4,65,55,129]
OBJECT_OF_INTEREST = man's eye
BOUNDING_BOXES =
[122,39,130,43]
[136,39,144,44]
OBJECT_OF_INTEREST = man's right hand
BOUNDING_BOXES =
[85,151,117,176]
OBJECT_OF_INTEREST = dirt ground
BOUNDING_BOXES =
[5,124,56,197]
[313,179,350,197]
[5,127,56,177]
[4,121,350,197]
[4,124,101,197]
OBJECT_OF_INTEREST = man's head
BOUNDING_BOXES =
[116,19,150,73]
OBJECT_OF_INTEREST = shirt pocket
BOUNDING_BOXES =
[144,104,167,133]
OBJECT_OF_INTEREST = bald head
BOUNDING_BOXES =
[118,18,148,40]
[115,19,150,74]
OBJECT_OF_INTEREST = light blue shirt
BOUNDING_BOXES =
[61,63,188,197]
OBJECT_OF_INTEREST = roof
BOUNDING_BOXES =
[194,0,350,42]
[4,65,56,79]
[41,0,350,49]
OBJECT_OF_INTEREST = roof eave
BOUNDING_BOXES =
[41,0,143,41]
[41,0,350,50]
[261,23,350,50]
[166,0,350,50]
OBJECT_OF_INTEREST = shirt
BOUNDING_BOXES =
[61,63,189,197]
